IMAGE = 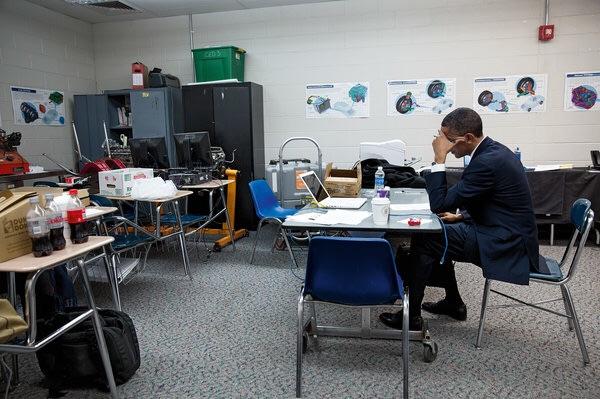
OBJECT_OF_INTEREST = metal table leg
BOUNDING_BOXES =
[173,200,192,280]
[7,272,18,385]
[282,227,300,269]
[76,259,119,398]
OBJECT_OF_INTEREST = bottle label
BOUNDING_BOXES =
[47,214,64,229]
[375,176,384,187]
[67,208,85,224]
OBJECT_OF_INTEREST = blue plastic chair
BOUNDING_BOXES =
[248,180,298,264]
[476,198,594,364]
[297,237,409,398]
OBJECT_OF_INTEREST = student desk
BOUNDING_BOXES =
[282,188,441,357]
[0,236,119,398]
[104,191,194,279]
[182,179,237,251]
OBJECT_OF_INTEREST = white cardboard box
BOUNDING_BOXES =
[98,168,154,197]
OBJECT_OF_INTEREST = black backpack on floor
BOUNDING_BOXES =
[36,307,140,389]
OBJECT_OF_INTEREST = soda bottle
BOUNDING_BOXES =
[44,193,66,251]
[514,146,521,161]
[26,196,53,257]
[67,189,88,244]
[374,166,385,192]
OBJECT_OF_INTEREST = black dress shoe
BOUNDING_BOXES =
[379,312,423,331]
[421,299,467,321]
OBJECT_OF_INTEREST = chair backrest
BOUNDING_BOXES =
[304,237,404,306]
[560,198,594,280]
[248,180,280,219]
[89,194,114,207]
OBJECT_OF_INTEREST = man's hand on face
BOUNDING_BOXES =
[437,212,464,223]
[432,129,458,164]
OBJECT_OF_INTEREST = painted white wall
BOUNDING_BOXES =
[90,0,600,168]
[0,0,96,170]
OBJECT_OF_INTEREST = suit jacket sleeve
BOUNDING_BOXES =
[425,161,495,214]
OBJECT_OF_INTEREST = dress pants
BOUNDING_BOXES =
[395,222,482,318]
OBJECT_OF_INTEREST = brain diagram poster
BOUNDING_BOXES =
[305,82,369,118]
[387,78,456,116]
[564,72,600,112]
[11,86,66,126]
[473,74,547,114]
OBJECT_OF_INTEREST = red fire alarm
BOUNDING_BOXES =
[538,24,555,41]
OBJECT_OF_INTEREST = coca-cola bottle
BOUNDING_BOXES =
[44,193,66,250]
[26,196,53,257]
[67,189,88,244]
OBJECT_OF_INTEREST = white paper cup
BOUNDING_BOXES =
[371,197,390,225]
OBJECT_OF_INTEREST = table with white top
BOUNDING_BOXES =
[102,191,194,279]
[181,179,236,251]
[1,237,119,398]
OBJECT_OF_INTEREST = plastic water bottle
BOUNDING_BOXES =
[514,147,521,161]
[44,193,66,251]
[26,197,53,257]
[374,166,385,192]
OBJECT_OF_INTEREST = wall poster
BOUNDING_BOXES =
[386,78,456,116]
[564,71,600,112]
[473,74,547,114]
[305,82,369,118]
[11,86,66,126]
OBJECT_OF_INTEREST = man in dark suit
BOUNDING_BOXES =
[380,107,546,330]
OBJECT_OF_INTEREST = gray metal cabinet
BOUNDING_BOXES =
[130,90,167,138]
[73,87,183,169]
[73,94,109,164]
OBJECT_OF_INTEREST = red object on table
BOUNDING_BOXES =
[408,217,421,226]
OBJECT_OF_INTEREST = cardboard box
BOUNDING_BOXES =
[98,168,154,197]
[11,187,90,207]
[0,190,35,262]
[323,163,362,198]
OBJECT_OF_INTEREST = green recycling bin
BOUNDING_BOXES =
[192,46,246,82]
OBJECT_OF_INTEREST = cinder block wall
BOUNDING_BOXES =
[0,0,96,170]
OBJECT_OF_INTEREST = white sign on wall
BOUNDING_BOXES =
[386,78,456,116]
[472,74,547,114]
[11,86,66,126]
[564,71,600,112]
[305,82,370,118]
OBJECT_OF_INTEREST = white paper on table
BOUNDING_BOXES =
[397,218,434,225]
[286,210,371,226]
[84,208,103,218]
[390,203,431,215]
[534,164,573,172]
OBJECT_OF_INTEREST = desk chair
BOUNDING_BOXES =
[248,180,298,264]
[476,198,594,364]
[89,196,155,310]
[297,237,409,398]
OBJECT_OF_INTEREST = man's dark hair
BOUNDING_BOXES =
[441,107,483,137]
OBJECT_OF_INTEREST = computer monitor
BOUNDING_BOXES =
[130,137,170,169]
[173,131,212,168]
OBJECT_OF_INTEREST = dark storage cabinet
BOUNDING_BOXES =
[74,87,183,167]
[183,82,264,230]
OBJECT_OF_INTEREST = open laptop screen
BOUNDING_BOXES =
[301,172,329,202]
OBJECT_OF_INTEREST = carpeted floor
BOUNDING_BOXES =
[9,225,600,398]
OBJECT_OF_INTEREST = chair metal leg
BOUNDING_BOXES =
[103,252,121,311]
[402,289,409,399]
[595,228,599,245]
[561,285,590,364]
[475,279,492,349]
[76,259,119,398]
[296,294,304,398]
[250,219,265,264]
[561,286,574,331]
[550,223,555,246]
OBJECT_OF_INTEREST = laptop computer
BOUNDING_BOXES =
[299,171,367,209]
